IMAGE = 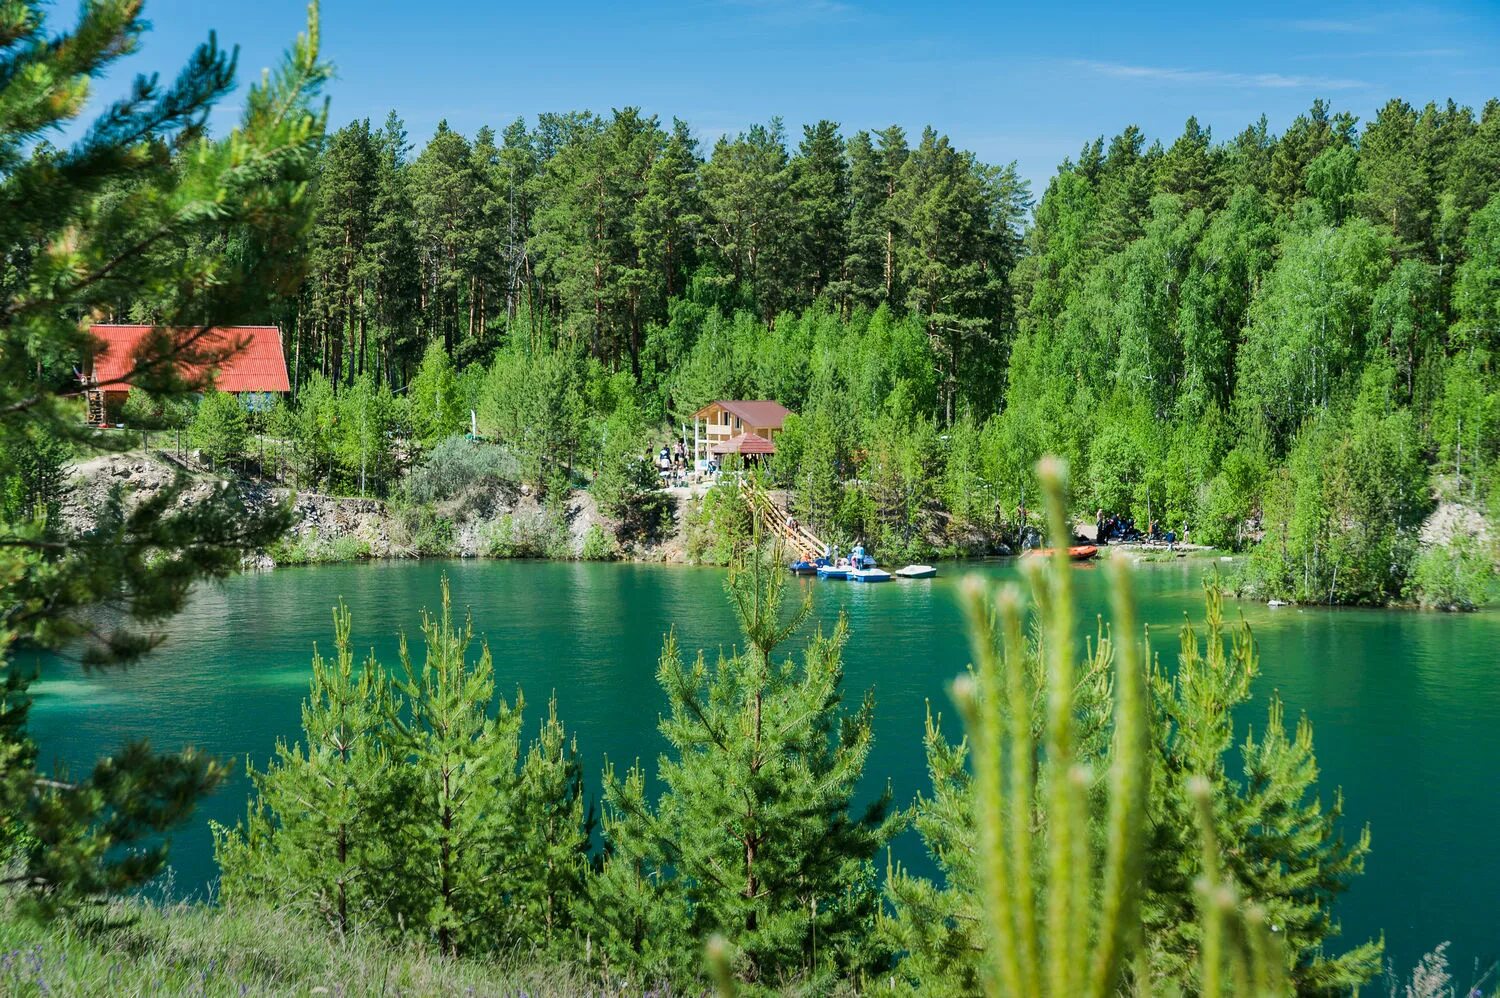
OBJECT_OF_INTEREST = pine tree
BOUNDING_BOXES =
[1145,582,1383,991]
[892,127,1004,422]
[886,550,1379,992]
[214,601,399,934]
[592,536,897,989]
[0,0,326,914]
[188,390,249,468]
[700,121,799,321]
[215,583,592,956]
[367,111,423,384]
[634,119,701,333]
[512,695,594,954]
[306,118,379,384]
[411,121,481,352]
[845,126,908,311]
[791,120,850,306]
[390,577,526,956]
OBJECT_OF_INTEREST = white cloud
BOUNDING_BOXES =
[1072,60,1370,91]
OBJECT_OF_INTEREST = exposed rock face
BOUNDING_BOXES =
[59,449,688,565]
[1420,499,1492,548]
[62,451,395,559]
[60,452,219,535]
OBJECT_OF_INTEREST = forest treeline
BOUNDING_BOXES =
[152,96,1494,607]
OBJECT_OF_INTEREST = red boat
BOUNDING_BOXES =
[1024,545,1099,561]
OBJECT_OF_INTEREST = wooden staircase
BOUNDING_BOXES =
[740,480,825,561]
[85,388,106,426]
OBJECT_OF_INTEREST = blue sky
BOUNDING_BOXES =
[73,0,1500,195]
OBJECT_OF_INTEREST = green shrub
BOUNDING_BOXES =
[407,435,520,505]
[578,523,617,561]
[394,504,457,556]
[683,483,750,566]
[267,528,372,566]
[1408,533,1494,610]
[481,507,568,559]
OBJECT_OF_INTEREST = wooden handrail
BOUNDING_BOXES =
[740,479,823,560]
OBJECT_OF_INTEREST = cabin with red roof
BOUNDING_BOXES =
[82,324,289,425]
[690,400,792,466]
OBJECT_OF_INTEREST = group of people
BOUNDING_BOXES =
[1095,510,1190,549]
[652,441,700,486]
[819,541,869,569]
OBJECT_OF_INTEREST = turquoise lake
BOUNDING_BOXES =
[25,558,1500,977]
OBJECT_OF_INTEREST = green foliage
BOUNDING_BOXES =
[479,507,569,559]
[215,602,396,932]
[591,540,897,990]
[1408,531,1495,610]
[477,345,587,492]
[577,523,617,560]
[408,340,465,444]
[406,435,520,505]
[215,581,591,958]
[392,503,457,556]
[188,391,249,467]
[591,398,668,539]
[0,428,70,528]
[334,374,399,495]
[886,462,1150,997]
[277,372,339,488]
[684,481,751,565]
[1235,220,1391,451]
[1430,351,1500,501]
[0,0,326,916]
[266,527,372,566]
[1145,583,1381,992]
[1249,363,1429,604]
[883,466,1374,997]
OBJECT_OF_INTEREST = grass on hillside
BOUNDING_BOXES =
[0,900,597,997]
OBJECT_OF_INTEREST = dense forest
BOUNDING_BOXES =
[100,95,1497,606]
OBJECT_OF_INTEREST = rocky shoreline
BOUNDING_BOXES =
[61,450,692,569]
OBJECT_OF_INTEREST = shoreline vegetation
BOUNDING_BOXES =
[58,442,1490,613]
[24,87,1497,611]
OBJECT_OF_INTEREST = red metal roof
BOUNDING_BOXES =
[711,432,777,456]
[692,400,791,429]
[87,325,290,394]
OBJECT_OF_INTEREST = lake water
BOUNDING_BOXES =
[26,558,1500,977]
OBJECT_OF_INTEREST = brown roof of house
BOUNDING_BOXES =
[692,399,791,429]
[87,325,290,393]
[711,432,777,456]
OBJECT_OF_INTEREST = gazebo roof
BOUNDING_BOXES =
[710,432,777,456]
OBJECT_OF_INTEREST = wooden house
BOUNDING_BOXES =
[82,324,290,425]
[690,400,791,465]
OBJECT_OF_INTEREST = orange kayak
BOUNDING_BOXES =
[1025,545,1099,561]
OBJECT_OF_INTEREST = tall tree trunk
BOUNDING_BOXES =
[292,314,302,396]
[356,281,367,379]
